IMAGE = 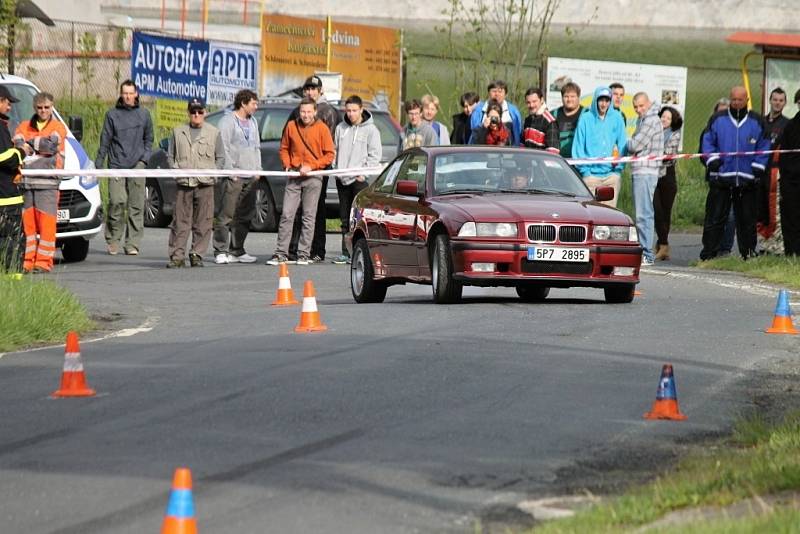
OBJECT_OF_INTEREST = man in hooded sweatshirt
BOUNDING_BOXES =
[331,95,382,264]
[571,86,627,207]
[96,80,153,256]
[627,92,664,265]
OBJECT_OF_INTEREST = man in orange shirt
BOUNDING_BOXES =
[13,92,67,272]
[267,97,335,265]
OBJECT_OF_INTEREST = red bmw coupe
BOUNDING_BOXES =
[348,146,643,304]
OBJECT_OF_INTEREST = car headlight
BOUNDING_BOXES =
[458,221,517,237]
[593,225,637,242]
[79,159,98,189]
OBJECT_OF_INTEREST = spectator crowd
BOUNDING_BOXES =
[2,73,800,274]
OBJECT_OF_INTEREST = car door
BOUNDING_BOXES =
[382,152,428,271]
[361,156,405,263]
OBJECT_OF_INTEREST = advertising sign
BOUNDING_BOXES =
[132,32,209,101]
[207,42,260,106]
[155,98,188,129]
[260,14,402,118]
[764,57,800,115]
[132,32,260,107]
[545,57,688,137]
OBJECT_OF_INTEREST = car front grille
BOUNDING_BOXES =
[58,190,91,219]
[521,260,593,275]
[527,224,556,242]
[559,225,586,243]
[527,224,587,243]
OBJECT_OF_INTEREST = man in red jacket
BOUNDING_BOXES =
[267,97,335,265]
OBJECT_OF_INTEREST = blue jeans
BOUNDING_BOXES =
[632,173,659,262]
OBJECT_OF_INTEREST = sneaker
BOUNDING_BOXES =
[229,252,257,263]
[266,254,287,266]
[296,256,310,265]
[107,243,119,255]
[189,253,204,267]
[215,253,230,264]
[285,255,298,265]
[641,257,654,266]
[124,247,139,256]
[311,255,324,263]
[166,259,186,268]
[331,254,350,264]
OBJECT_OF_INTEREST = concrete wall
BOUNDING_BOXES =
[93,0,800,32]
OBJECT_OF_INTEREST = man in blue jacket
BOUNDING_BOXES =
[700,86,770,260]
[571,86,627,207]
[469,80,523,146]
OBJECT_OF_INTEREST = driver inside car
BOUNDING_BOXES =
[505,172,529,190]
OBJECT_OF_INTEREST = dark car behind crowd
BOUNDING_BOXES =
[144,98,401,231]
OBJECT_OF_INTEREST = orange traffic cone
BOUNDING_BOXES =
[271,263,300,306]
[161,467,197,534]
[294,280,328,333]
[644,364,687,421]
[51,331,96,398]
[765,289,798,334]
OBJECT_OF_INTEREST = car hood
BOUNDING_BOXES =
[432,193,633,225]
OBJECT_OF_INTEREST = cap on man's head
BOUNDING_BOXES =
[596,87,612,101]
[0,85,20,103]
[187,97,205,111]
[303,75,323,90]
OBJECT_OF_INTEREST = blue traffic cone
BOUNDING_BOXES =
[644,364,687,420]
[766,290,798,334]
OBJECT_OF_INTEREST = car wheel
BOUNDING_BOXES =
[516,286,550,302]
[144,179,170,227]
[60,238,90,263]
[250,181,278,232]
[604,284,635,304]
[431,233,463,304]
[351,238,387,303]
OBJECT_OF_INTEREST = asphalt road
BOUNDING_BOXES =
[1,229,796,533]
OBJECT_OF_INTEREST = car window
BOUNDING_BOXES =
[433,151,591,196]
[257,108,292,142]
[371,113,400,147]
[374,156,404,193]
[2,83,39,132]
[394,153,428,193]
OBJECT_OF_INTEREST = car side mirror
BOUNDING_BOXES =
[594,186,615,202]
[396,180,422,197]
[68,116,83,142]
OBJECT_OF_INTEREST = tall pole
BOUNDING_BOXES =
[243,0,248,26]
[180,0,186,38]
[202,0,208,39]
[161,0,165,30]
[325,16,332,72]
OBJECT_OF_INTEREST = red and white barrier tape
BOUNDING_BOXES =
[20,147,800,178]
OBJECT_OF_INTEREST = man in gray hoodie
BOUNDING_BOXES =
[331,95,382,264]
[96,80,153,256]
[627,92,664,265]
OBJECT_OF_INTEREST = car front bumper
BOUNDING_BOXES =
[450,240,642,287]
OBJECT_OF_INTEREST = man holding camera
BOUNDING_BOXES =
[13,92,67,273]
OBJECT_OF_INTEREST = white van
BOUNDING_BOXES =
[0,74,103,262]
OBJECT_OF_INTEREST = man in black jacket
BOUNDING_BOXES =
[777,89,800,256]
[285,75,341,262]
[96,80,153,256]
[0,85,25,272]
[522,87,559,153]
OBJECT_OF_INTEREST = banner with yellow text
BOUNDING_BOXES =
[260,14,401,118]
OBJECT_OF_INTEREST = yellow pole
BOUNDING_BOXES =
[259,0,265,96]
[740,51,758,111]
[326,15,332,72]
[202,0,208,39]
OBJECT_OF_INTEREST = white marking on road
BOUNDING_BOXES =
[0,316,160,360]
[644,267,796,300]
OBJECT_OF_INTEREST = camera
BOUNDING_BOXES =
[490,116,500,125]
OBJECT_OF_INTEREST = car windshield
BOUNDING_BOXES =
[432,150,592,197]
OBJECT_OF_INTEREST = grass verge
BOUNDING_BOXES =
[534,412,800,533]
[693,255,800,290]
[0,275,94,353]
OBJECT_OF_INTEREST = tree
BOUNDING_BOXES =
[0,0,19,74]
[77,31,97,98]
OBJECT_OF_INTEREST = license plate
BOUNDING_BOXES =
[57,209,69,222]
[527,246,589,262]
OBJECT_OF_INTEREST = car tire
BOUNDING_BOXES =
[60,238,90,263]
[432,234,462,304]
[351,238,387,303]
[516,286,550,302]
[144,179,170,227]
[604,284,635,304]
[250,180,278,232]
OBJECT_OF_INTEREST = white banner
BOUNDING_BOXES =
[545,57,688,139]
[207,41,260,106]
